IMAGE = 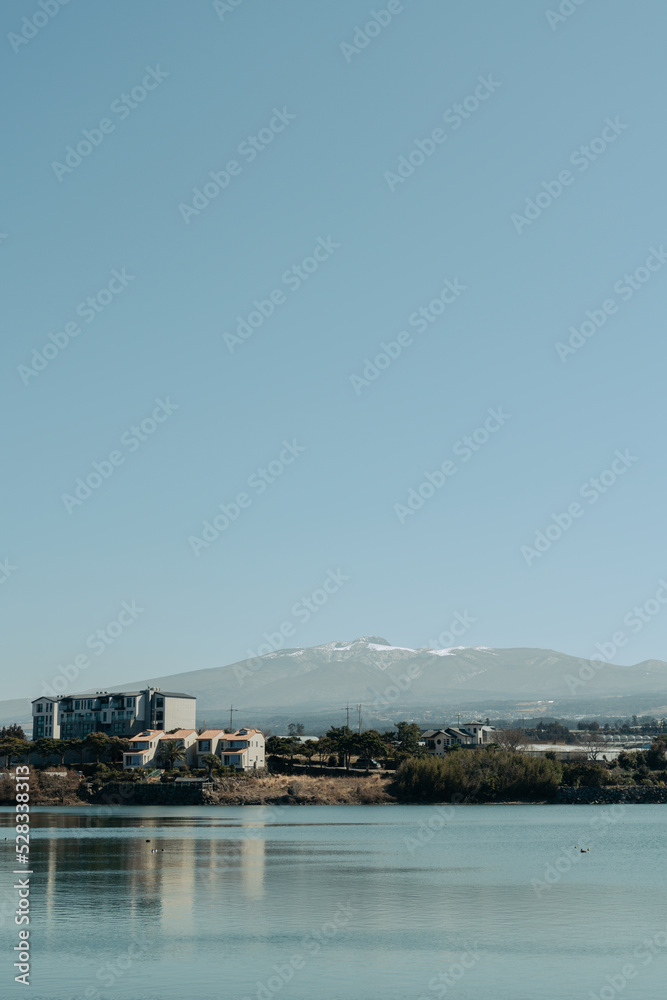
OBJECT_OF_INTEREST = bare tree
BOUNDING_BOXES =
[578,731,606,761]
[493,728,527,751]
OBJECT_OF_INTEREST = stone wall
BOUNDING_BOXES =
[89,782,208,805]
[555,785,667,804]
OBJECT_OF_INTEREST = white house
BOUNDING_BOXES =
[122,728,198,770]
[422,722,496,756]
[219,729,265,771]
[194,730,225,767]
[122,730,164,769]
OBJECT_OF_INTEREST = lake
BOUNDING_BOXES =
[1,804,666,999]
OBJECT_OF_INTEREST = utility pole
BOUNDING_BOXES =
[457,712,461,726]
[343,704,350,729]
[357,704,362,734]
[228,705,237,732]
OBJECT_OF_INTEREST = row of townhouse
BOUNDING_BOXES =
[421,721,496,756]
[122,728,266,772]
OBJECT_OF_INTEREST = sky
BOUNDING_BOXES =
[2,0,667,701]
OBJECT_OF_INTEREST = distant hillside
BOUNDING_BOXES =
[4,638,666,729]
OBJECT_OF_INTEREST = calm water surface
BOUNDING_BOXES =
[1,804,665,999]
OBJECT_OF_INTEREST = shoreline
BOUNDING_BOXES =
[2,771,666,808]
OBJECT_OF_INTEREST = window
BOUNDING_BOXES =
[156,698,164,707]
[36,704,43,713]
[126,698,134,708]
[114,723,124,733]
[87,700,93,709]
[75,701,81,710]
[199,741,210,752]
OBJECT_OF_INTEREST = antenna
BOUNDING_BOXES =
[228,705,237,732]
[342,704,350,728]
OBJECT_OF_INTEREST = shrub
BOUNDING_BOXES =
[394,751,562,802]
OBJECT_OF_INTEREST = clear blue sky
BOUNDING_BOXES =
[2,0,666,700]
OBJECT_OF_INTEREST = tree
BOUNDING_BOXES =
[493,728,527,752]
[156,740,186,770]
[315,737,334,767]
[201,754,221,779]
[108,737,130,766]
[288,723,305,737]
[67,738,85,767]
[32,738,58,765]
[355,730,388,765]
[1,724,26,740]
[647,739,667,770]
[325,726,356,768]
[84,732,110,764]
[300,740,318,765]
[393,722,424,759]
[578,731,606,761]
[0,737,25,767]
[266,736,300,768]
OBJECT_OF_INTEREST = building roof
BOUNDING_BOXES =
[196,730,225,740]
[158,729,197,740]
[126,730,163,744]
[221,729,262,739]
[152,691,196,700]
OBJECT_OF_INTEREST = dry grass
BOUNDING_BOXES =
[204,772,397,805]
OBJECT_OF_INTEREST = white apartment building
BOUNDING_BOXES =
[31,687,196,741]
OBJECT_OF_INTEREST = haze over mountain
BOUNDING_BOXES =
[0,636,667,722]
[4,638,666,729]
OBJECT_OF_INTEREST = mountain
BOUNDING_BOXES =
[111,637,667,705]
[4,638,666,729]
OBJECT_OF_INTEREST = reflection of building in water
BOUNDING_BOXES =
[238,837,266,900]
